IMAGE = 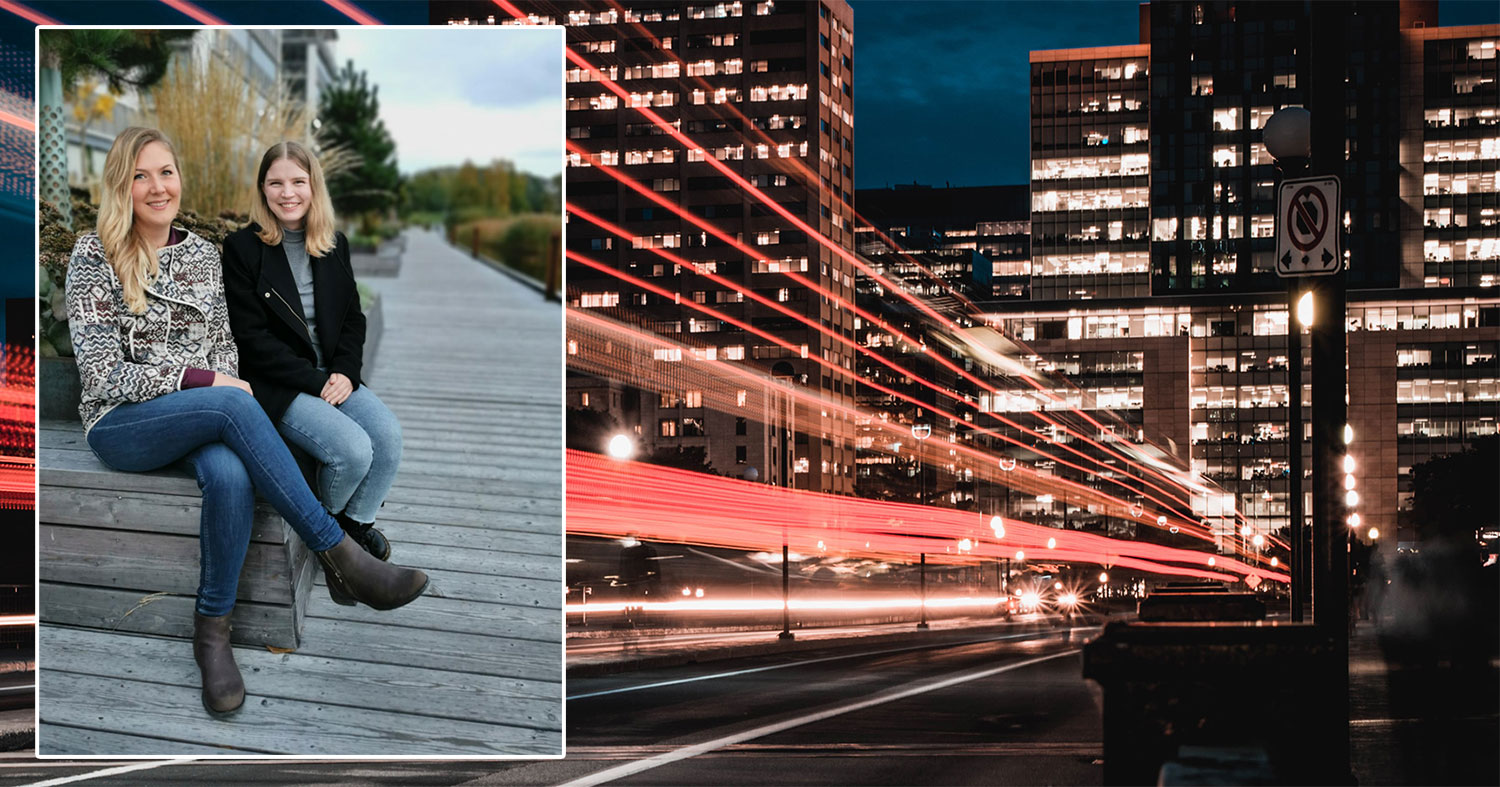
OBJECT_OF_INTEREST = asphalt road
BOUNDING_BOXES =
[0,626,1101,786]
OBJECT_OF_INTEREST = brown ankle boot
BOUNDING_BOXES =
[317,534,428,610]
[193,612,245,716]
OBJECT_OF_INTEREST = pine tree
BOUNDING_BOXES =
[318,61,399,228]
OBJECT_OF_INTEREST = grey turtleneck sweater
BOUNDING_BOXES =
[282,227,326,370]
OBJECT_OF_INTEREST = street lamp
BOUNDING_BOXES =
[913,421,932,630]
[606,433,635,460]
[1265,105,1321,625]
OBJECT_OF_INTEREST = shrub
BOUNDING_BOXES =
[491,215,558,283]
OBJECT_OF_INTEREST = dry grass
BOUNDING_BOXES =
[141,51,354,219]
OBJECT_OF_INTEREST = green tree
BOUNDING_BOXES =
[486,159,512,216]
[319,60,399,231]
[37,29,193,228]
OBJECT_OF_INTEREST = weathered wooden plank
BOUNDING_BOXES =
[40,524,297,605]
[293,617,560,683]
[402,565,562,610]
[377,519,562,556]
[304,590,559,643]
[41,627,561,730]
[372,541,560,583]
[38,672,559,755]
[389,457,561,485]
[387,473,563,503]
[40,725,239,755]
[39,588,296,648]
[39,486,287,543]
[400,437,563,459]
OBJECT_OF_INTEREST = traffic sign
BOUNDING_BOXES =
[1276,176,1341,277]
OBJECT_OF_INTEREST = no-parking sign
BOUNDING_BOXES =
[1276,176,1341,277]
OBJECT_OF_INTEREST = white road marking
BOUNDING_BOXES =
[19,760,195,786]
[568,627,1092,701]
[558,648,1081,787]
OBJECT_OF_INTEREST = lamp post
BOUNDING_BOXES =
[912,422,931,629]
[1265,4,1351,774]
[1265,106,1311,623]
[771,374,796,642]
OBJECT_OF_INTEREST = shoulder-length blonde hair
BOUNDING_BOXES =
[97,126,177,314]
[250,141,337,257]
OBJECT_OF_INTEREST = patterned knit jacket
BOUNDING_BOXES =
[66,230,239,433]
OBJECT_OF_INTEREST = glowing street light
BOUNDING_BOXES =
[1296,291,1316,326]
[606,433,635,460]
[1046,537,1057,550]
[989,515,1006,539]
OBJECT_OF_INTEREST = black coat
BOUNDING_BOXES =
[221,225,365,422]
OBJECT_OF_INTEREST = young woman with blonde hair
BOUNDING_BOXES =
[66,127,429,717]
[222,141,403,561]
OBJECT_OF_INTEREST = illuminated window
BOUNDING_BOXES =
[624,148,674,165]
[577,292,619,308]
[1152,217,1179,241]
[567,94,619,111]
[1213,108,1240,131]
[1212,146,1242,167]
[1192,75,1213,96]
[687,2,743,19]
[749,83,809,102]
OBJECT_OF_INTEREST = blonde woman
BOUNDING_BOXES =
[66,127,429,717]
[222,141,402,562]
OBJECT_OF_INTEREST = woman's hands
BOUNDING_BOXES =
[321,372,353,405]
[212,372,253,396]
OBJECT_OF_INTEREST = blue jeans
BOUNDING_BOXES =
[87,387,346,617]
[276,385,401,525]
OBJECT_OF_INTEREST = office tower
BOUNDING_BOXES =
[439,0,858,494]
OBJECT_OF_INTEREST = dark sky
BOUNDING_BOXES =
[852,0,1500,190]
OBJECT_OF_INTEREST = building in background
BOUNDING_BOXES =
[443,0,859,495]
[858,2,1495,550]
[994,0,1496,548]
[281,29,340,136]
[855,184,1030,299]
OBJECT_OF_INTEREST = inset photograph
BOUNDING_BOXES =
[35,26,563,756]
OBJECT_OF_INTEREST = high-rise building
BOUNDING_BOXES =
[855,184,1030,299]
[994,0,1497,548]
[438,0,858,494]
[862,2,1495,550]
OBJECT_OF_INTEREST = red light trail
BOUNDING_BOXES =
[568,241,1216,536]
[560,141,1250,534]
[568,449,1288,584]
[567,309,1248,553]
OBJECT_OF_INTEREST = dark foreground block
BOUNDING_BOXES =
[1138,591,1266,622]
[1083,621,1346,785]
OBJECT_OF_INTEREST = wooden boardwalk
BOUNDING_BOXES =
[37,229,564,756]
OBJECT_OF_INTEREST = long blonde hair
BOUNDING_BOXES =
[250,141,336,256]
[97,127,178,314]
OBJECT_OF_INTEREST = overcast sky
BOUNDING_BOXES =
[335,27,562,178]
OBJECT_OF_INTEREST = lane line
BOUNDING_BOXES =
[20,760,194,787]
[569,627,1095,700]
[558,648,1080,787]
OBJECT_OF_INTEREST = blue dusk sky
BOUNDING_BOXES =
[851,0,1500,189]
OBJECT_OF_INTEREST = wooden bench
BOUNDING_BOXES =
[38,420,313,649]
